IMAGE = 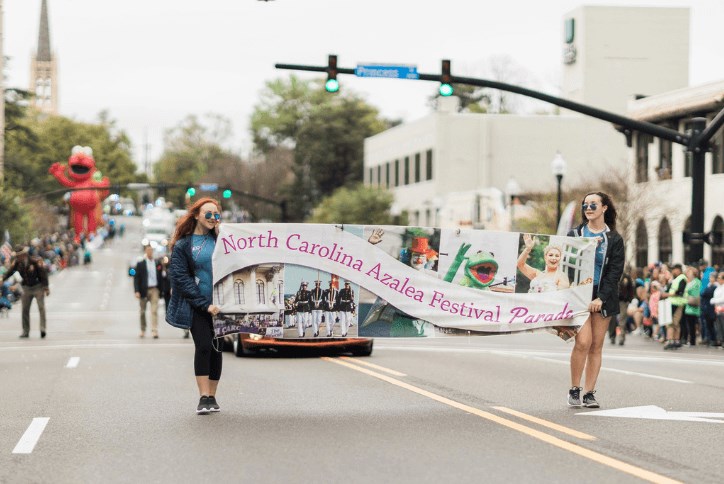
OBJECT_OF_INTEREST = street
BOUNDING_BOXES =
[1,216,723,483]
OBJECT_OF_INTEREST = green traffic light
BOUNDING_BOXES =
[186,187,196,197]
[222,189,232,199]
[439,83,454,97]
[325,79,339,93]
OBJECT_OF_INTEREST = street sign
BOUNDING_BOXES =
[579,405,724,423]
[355,64,419,80]
[199,183,218,191]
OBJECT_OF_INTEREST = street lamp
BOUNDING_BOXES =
[551,151,567,233]
[505,177,521,232]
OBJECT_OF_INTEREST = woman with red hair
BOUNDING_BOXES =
[168,197,223,414]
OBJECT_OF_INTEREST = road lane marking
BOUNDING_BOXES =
[324,357,681,484]
[492,406,596,441]
[66,357,80,368]
[12,418,50,454]
[376,346,694,384]
[522,356,693,384]
[338,356,406,376]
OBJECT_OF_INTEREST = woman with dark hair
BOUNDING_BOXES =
[168,197,223,414]
[566,192,625,408]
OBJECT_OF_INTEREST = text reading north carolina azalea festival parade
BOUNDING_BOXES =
[219,230,575,325]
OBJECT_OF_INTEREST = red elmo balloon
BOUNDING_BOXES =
[49,146,110,242]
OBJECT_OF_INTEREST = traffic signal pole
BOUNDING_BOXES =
[276,58,724,262]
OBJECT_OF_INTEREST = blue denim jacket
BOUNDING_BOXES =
[166,235,214,329]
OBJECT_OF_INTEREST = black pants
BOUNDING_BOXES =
[190,310,222,380]
[683,313,698,346]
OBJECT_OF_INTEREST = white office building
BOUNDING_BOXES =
[364,6,690,232]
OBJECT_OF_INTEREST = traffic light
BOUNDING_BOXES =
[325,54,339,93]
[186,187,196,198]
[222,189,232,199]
[439,59,453,97]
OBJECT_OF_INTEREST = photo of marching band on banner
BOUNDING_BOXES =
[282,265,359,339]
[211,223,597,340]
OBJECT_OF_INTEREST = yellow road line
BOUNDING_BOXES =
[338,356,407,376]
[492,406,596,441]
[324,357,681,484]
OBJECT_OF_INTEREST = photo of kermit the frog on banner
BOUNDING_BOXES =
[211,223,597,340]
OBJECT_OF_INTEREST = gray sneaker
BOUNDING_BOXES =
[207,395,221,413]
[568,386,582,407]
[196,396,211,415]
[582,391,599,408]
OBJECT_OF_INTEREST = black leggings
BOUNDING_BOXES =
[190,310,222,380]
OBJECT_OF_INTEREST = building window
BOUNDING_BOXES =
[658,218,672,264]
[425,208,431,226]
[712,129,724,175]
[635,133,651,182]
[256,280,266,305]
[404,157,410,185]
[394,159,399,187]
[635,220,648,268]
[278,280,284,305]
[234,280,245,305]
[712,216,724,268]
[658,139,672,180]
[414,153,421,183]
[426,149,433,180]
[377,165,382,187]
[385,162,391,188]
[368,167,374,185]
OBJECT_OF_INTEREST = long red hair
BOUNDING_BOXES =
[170,197,221,251]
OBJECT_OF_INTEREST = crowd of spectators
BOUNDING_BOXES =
[611,259,724,350]
[0,229,96,311]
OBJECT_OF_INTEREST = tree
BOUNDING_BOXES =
[308,184,396,225]
[154,114,236,206]
[251,76,390,220]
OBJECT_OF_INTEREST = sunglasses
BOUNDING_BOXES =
[204,211,221,221]
[581,203,599,211]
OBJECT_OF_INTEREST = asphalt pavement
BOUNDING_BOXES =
[1,215,723,483]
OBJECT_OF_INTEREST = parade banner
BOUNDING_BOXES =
[211,224,597,340]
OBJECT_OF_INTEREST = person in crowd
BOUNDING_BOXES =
[711,272,724,349]
[698,260,716,343]
[612,272,635,345]
[168,197,222,414]
[566,192,624,409]
[662,264,687,350]
[627,284,651,339]
[682,267,701,346]
[700,272,718,347]
[2,246,50,338]
[517,234,570,293]
[133,245,164,339]
[648,281,662,341]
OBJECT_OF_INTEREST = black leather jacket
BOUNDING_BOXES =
[568,224,625,317]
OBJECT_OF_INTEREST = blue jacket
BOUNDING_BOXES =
[166,235,214,329]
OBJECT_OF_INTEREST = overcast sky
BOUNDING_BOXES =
[4,0,724,171]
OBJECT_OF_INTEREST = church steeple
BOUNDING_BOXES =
[36,0,51,62]
[30,0,58,114]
